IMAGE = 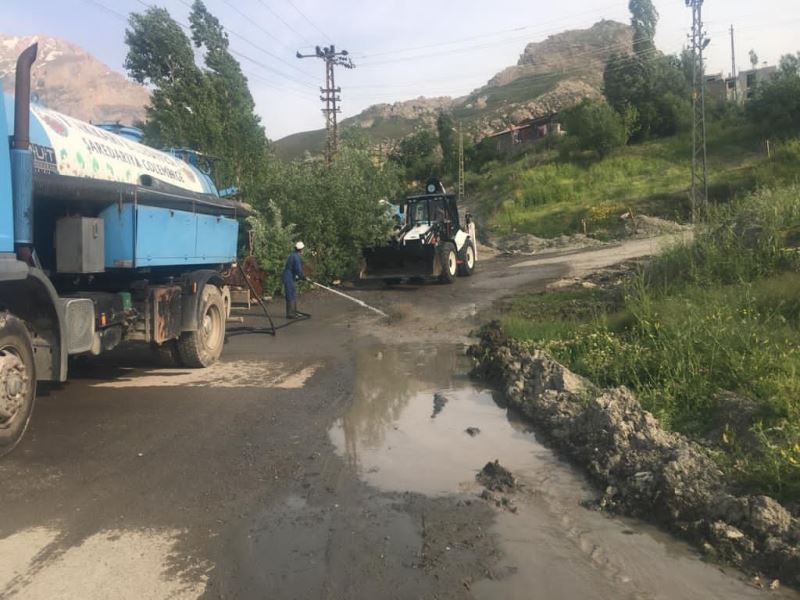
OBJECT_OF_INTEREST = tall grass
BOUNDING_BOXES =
[477,126,799,240]
[501,185,800,499]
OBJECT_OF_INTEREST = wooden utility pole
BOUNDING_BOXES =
[297,45,355,163]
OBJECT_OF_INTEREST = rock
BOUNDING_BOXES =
[465,427,481,437]
[749,496,792,538]
[477,460,516,492]
[431,392,449,419]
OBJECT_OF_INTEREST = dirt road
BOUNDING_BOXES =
[0,236,795,599]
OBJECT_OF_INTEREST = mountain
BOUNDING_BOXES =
[274,20,633,159]
[0,33,149,124]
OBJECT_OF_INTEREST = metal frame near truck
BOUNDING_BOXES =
[0,44,247,455]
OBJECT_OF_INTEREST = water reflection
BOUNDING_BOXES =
[330,344,549,495]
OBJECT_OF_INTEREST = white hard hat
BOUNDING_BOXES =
[295,241,305,250]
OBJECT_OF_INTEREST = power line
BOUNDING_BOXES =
[218,0,295,53]
[139,0,319,87]
[356,3,621,60]
[283,0,332,44]
[83,0,129,20]
[255,0,313,46]
[83,0,318,99]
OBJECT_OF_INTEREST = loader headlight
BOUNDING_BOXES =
[427,183,436,193]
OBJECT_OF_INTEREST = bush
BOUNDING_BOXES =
[247,201,297,296]
[258,143,401,283]
[746,54,800,138]
[559,99,629,158]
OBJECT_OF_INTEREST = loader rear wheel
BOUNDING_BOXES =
[0,313,36,457]
[438,244,458,284]
[177,285,226,368]
[458,241,476,277]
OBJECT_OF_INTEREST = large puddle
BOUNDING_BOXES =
[331,344,800,600]
[329,345,555,496]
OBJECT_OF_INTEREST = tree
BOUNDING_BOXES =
[559,99,629,158]
[189,0,268,189]
[629,0,658,55]
[749,49,759,70]
[604,53,689,141]
[603,1,689,141]
[125,2,269,197]
[747,52,800,137]
[389,129,441,183]
[260,140,402,282]
[125,8,217,151]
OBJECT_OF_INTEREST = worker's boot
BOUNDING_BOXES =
[286,300,296,319]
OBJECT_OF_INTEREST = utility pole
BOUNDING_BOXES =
[686,0,710,216]
[730,25,738,102]
[297,45,355,163]
[458,121,465,203]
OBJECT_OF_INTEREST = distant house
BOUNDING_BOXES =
[706,65,778,104]
[485,115,563,157]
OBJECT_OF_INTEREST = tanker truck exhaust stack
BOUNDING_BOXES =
[11,43,37,253]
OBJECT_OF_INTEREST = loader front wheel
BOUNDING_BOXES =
[438,244,458,284]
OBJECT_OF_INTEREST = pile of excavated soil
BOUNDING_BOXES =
[469,323,800,588]
[488,233,607,255]
[622,214,691,238]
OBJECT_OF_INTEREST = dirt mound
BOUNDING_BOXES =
[489,233,606,255]
[469,323,800,587]
[622,214,690,238]
[477,460,516,492]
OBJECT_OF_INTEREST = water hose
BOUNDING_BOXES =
[309,281,389,318]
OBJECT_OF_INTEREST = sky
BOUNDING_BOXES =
[3,0,799,140]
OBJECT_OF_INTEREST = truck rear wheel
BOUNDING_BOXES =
[177,285,226,368]
[438,244,458,284]
[0,313,36,456]
[458,241,476,277]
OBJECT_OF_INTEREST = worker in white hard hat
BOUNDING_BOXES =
[281,241,307,319]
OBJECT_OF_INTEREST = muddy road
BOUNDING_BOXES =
[1,236,796,599]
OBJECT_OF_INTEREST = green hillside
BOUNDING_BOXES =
[274,20,631,159]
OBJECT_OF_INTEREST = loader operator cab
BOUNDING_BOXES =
[406,194,459,239]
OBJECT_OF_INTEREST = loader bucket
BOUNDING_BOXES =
[362,244,438,279]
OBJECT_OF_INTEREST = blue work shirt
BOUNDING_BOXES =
[282,251,305,283]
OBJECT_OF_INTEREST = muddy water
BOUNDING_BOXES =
[332,344,799,600]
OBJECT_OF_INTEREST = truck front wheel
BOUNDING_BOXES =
[177,285,226,368]
[0,313,36,456]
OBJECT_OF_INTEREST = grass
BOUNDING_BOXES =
[499,184,800,500]
[473,123,800,240]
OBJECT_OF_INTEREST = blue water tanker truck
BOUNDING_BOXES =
[0,44,249,454]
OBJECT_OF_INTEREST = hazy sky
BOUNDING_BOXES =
[4,0,799,139]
